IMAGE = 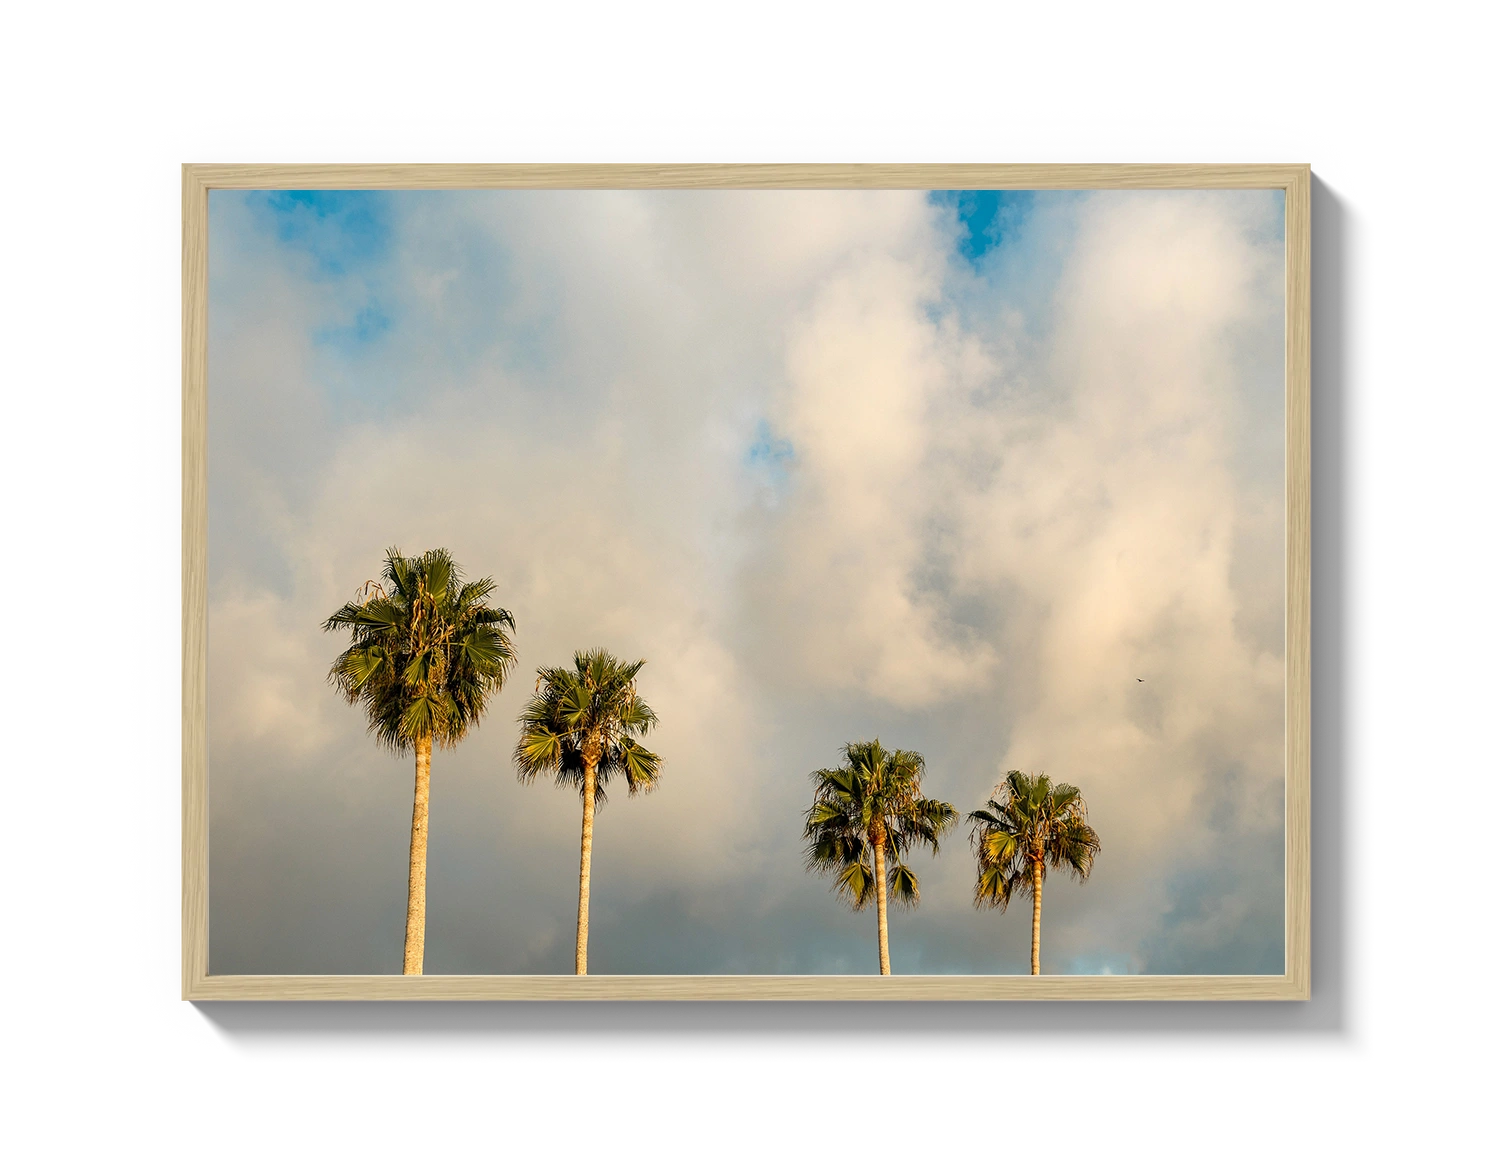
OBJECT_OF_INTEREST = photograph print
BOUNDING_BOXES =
[191,169,1305,994]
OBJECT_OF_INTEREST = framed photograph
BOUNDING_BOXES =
[183,164,1310,1000]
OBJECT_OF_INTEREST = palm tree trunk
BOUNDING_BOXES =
[1030,856,1043,975]
[873,836,891,975]
[575,763,597,975]
[402,734,432,975]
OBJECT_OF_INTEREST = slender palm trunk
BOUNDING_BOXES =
[1030,856,1043,975]
[873,835,891,975]
[402,734,432,975]
[575,762,597,975]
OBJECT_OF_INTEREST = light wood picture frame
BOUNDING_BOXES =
[181,157,1314,1008]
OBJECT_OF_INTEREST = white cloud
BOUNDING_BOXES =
[209,587,344,756]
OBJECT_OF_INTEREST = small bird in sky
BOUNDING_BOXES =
[1136,678,1144,683]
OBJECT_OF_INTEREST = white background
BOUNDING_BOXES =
[3,2,1496,1165]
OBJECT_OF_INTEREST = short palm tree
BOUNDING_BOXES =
[802,740,957,975]
[968,770,1101,974]
[514,649,663,975]
[324,548,516,975]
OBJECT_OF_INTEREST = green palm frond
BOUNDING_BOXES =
[804,803,863,872]
[888,862,921,906]
[424,556,452,602]
[384,549,416,600]
[401,649,432,688]
[1050,813,1102,880]
[515,724,564,772]
[1051,782,1082,805]
[891,795,958,855]
[834,859,876,909]
[805,802,854,832]
[557,681,592,727]
[329,644,387,693]
[612,735,663,795]
[973,863,1017,909]
[810,767,857,801]
[454,578,491,610]
[400,694,434,742]
[620,695,658,735]
[971,819,1019,867]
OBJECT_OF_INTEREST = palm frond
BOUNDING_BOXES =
[973,863,1016,909]
[614,735,663,795]
[513,726,563,780]
[833,859,876,909]
[888,862,921,907]
[422,551,453,602]
[805,802,854,831]
[384,548,415,599]
[399,694,435,742]
[454,577,493,611]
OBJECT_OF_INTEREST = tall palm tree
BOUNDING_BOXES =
[968,770,1101,975]
[514,649,663,975]
[802,740,957,975]
[324,548,516,975]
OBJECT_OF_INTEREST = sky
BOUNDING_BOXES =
[206,185,1287,976]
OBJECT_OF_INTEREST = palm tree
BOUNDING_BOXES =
[802,740,957,975]
[968,770,1101,974]
[324,548,516,975]
[514,649,663,975]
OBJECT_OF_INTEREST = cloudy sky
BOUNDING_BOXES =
[207,185,1286,976]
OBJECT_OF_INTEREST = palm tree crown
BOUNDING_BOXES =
[968,770,1101,974]
[803,740,957,974]
[325,547,517,751]
[513,649,662,799]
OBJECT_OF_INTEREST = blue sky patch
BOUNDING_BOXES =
[313,301,392,349]
[746,419,795,483]
[930,190,1034,266]
[262,190,393,275]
